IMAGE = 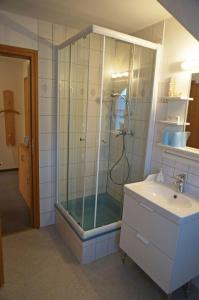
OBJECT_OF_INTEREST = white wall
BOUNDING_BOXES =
[158,0,199,41]
[134,21,165,44]
[150,18,199,189]
[0,9,80,227]
[135,17,199,287]
[0,60,25,169]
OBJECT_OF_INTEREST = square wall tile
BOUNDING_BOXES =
[189,165,199,176]
[39,59,56,79]
[187,173,199,188]
[53,24,67,43]
[38,38,53,60]
[95,240,108,259]
[39,116,56,133]
[40,197,55,213]
[39,78,56,98]
[39,133,56,150]
[39,98,57,116]
[40,181,56,199]
[82,244,96,264]
[38,20,53,40]
[39,150,56,167]
[40,166,56,183]
[40,211,55,227]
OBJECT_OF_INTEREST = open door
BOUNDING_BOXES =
[0,220,4,287]
[19,144,32,208]
[186,80,199,148]
[19,77,32,209]
[0,44,39,229]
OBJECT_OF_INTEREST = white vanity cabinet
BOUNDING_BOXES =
[120,185,199,295]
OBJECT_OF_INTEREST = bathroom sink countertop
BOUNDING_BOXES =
[124,179,199,224]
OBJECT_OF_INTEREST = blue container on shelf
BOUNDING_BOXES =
[162,128,172,146]
[170,131,190,148]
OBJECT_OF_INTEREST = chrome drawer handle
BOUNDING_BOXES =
[136,233,150,245]
[140,202,153,212]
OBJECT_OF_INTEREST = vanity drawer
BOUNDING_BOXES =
[122,194,179,258]
[120,222,172,293]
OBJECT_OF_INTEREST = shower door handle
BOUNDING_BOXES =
[102,139,107,144]
[80,137,86,141]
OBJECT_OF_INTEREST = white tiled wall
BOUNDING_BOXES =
[0,9,80,226]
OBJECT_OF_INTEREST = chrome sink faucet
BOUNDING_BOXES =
[172,174,186,193]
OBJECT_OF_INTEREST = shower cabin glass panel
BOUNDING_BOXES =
[79,33,104,230]
[59,33,105,231]
[58,46,70,205]
[97,38,156,218]
[61,36,91,227]
[96,38,132,226]
[129,45,156,180]
[57,28,157,233]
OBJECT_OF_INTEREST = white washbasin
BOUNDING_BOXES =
[135,181,192,208]
[125,175,199,224]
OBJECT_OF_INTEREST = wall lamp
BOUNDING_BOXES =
[111,71,129,79]
[181,59,199,70]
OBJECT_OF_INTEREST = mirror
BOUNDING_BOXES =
[186,73,199,149]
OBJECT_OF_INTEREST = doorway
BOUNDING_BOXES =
[0,45,39,235]
[186,79,199,149]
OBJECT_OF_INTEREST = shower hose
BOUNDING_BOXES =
[109,134,130,186]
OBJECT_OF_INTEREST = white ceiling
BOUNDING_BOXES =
[0,0,170,33]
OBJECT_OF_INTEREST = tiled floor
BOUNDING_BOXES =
[0,170,31,235]
[0,226,199,300]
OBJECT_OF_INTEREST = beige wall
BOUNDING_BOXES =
[135,17,199,96]
[134,21,165,44]
[0,60,26,170]
[135,17,199,288]
[159,18,199,97]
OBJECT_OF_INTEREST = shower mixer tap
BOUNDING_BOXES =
[116,130,127,137]
[115,129,134,137]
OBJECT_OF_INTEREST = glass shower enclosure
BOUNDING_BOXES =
[57,25,160,237]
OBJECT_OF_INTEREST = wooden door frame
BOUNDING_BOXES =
[0,44,40,228]
[0,220,4,287]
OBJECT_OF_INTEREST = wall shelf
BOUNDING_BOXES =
[160,96,193,103]
[157,143,199,163]
[158,120,190,126]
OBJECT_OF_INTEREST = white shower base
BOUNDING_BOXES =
[55,206,121,264]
